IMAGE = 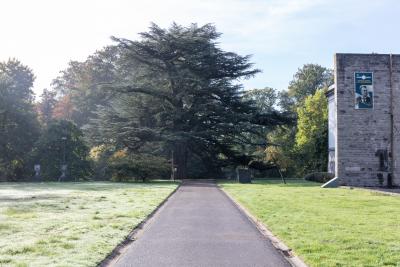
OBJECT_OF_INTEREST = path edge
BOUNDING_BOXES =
[217,185,308,267]
[97,182,181,267]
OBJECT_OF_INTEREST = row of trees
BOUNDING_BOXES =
[0,23,332,181]
[0,59,91,181]
[266,64,333,177]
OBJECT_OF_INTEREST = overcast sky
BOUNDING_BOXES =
[1,0,400,96]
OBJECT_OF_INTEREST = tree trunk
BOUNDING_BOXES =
[173,141,188,180]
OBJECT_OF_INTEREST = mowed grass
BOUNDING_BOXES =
[0,182,177,267]
[219,180,400,267]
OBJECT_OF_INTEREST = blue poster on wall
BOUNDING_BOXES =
[354,72,373,109]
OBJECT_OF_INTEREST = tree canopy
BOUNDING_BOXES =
[295,89,328,174]
[288,64,333,104]
[87,23,290,179]
[0,59,40,181]
[31,120,91,181]
[266,64,333,177]
[52,46,123,127]
[0,25,333,182]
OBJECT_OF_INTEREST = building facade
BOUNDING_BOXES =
[329,53,400,187]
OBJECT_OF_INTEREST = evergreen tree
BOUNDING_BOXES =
[89,23,289,179]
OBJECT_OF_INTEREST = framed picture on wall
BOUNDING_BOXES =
[354,72,373,109]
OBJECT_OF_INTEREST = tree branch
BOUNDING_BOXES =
[100,84,176,106]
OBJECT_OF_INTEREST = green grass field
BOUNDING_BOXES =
[219,180,400,267]
[0,182,177,267]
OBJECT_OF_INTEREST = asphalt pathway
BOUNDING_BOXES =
[112,180,290,267]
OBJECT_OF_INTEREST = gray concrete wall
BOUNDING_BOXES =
[335,54,400,187]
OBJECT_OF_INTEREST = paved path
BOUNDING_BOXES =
[112,180,290,267]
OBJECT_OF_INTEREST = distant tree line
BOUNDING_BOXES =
[0,59,91,181]
[0,23,332,182]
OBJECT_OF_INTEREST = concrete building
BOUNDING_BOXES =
[328,53,400,187]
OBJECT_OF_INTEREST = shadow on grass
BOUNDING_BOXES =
[0,180,179,193]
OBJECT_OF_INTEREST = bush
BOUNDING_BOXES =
[304,172,334,183]
[109,152,170,182]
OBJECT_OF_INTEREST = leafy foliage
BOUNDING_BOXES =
[288,64,333,103]
[52,46,123,127]
[89,145,114,180]
[266,64,332,177]
[108,151,170,182]
[295,89,328,175]
[266,125,297,174]
[52,94,74,121]
[31,120,92,181]
[243,87,278,114]
[88,23,289,179]
[0,59,40,181]
[0,28,333,182]
[37,89,57,126]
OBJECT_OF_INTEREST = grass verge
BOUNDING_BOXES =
[0,181,177,267]
[219,179,400,267]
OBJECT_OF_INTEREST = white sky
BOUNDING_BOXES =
[1,0,400,96]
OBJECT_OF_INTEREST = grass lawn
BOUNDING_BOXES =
[0,181,177,267]
[219,180,400,267]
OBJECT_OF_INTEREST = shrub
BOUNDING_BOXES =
[109,153,170,182]
[304,172,334,183]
